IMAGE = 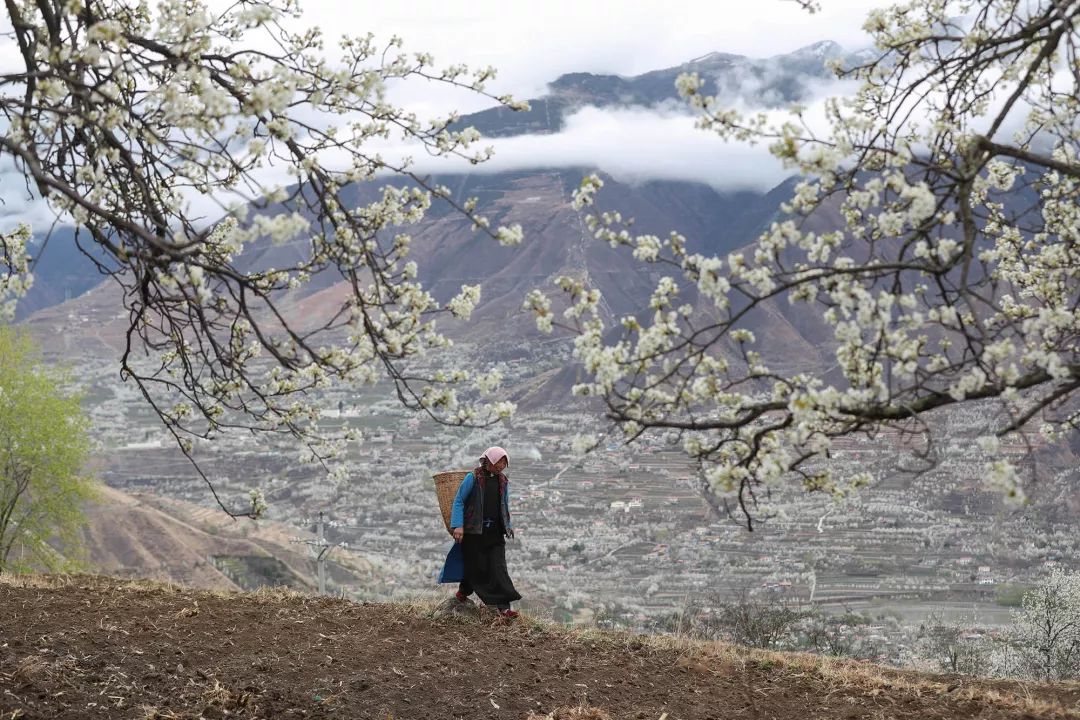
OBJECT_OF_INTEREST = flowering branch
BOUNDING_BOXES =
[529,0,1080,528]
[0,0,526,516]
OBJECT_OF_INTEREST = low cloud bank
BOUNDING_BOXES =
[465,105,788,191]
[402,78,856,191]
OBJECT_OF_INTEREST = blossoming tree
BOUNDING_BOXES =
[1011,567,1080,680]
[527,0,1080,527]
[0,0,526,515]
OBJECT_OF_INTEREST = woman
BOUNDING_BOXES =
[438,446,521,618]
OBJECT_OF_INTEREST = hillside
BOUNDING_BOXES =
[76,486,376,593]
[2,575,1079,720]
[16,43,836,379]
[18,166,800,410]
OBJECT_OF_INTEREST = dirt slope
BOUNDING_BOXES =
[78,486,374,591]
[2,575,1079,720]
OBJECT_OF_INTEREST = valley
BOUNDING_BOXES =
[10,39,1079,653]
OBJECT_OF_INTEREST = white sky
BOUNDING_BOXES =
[299,0,890,110]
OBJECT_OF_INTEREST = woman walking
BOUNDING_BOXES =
[438,446,521,618]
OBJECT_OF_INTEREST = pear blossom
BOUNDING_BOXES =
[0,0,529,517]
[529,0,1080,528]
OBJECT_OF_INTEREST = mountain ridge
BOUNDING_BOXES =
[16,44,869,408]
[458,40,856,139]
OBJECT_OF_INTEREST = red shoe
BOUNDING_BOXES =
[500,609,519,619]
[455,591,470,603]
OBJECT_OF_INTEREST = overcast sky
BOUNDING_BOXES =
[299,0,888,103]
[1,0,896,231]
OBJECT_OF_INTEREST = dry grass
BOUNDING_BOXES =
[672,640,1080,718]
[136,682,257,720]
[12,656,53,683]
[11,654,80,688]
[0,572,185,596]
[0,572,74,590]
[201,679,257,711]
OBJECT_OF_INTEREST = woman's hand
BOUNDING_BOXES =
[452,527,464,543]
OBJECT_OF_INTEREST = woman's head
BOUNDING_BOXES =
[480,446,509,473]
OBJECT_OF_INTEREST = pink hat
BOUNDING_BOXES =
[481,446,508,467]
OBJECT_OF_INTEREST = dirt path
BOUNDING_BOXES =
[2,575,1078,719]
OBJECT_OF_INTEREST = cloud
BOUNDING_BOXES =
[0,157,57,234]
[270,0,880,192]
[423,105,789,191]
[387,75,857,191]
[0,0,889,230]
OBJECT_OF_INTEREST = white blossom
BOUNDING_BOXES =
[447,285,481,320]
[530,0,1080,528]
[0,0,532,516]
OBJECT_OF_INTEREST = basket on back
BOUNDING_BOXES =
[432,470,470,534]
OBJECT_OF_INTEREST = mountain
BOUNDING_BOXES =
[14,41,944,410]
[14,227,117,320]
[19,40,1067,422]
[13,41,853,323]
[20,166,807,398]
[458,40,855,138]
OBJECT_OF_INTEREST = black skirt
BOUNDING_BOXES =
[460,526,521,606]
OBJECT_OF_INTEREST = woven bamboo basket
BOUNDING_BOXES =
[432,470,469,534]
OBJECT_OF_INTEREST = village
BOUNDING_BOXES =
[71,342,1078,646]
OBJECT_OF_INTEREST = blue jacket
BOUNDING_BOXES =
[438,471,513,585]
[450,471,512,535]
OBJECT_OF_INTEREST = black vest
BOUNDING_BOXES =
[462,469,510,534]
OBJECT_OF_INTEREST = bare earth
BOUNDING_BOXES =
[1,575,1078,720]
[76,485,374,591]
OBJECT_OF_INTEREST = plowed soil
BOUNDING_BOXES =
[2,575,1078,719]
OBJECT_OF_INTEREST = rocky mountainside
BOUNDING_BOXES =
[18,165,818,414]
